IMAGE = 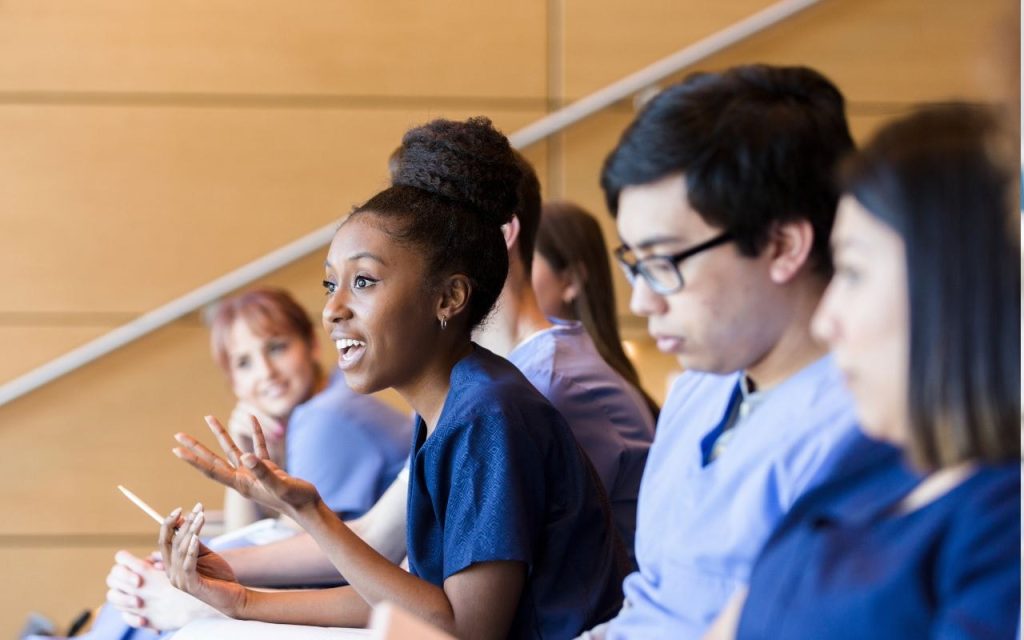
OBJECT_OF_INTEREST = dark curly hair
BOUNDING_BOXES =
[601,64,854,276]
[351,117,523,330]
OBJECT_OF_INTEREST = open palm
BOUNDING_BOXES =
[173,414,321,516]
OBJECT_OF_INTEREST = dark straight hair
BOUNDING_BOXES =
[536,201,660,421]
[601,64,854,276]
[841,103,1020,469]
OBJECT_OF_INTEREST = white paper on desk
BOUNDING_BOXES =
[206,518,299,551]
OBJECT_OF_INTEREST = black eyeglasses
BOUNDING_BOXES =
[614,232,735,295]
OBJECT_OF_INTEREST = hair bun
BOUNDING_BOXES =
[392,117,522,228]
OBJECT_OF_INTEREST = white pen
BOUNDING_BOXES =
[117,484,164,524]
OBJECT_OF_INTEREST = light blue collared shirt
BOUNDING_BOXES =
[607,355,862,639]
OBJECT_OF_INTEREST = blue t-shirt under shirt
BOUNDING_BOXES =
[406,345,626,639]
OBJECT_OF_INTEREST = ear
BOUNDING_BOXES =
[560,263,587,305]
[767,219,815,284]
[501,216,522,253]
[436,273,473,326]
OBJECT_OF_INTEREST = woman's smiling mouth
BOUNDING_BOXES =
[335,338,367,368]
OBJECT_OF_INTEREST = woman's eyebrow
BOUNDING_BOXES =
[324,251,388,268]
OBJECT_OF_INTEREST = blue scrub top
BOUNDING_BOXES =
[287,370,411,518]
[739,444,1021,640]
[508,318,654,565]
[407,345,627,639]
[608,355,862,639]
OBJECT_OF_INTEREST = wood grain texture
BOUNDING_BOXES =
[0,0,547,99]
[0,106,546,314]
[564,0,1010,103]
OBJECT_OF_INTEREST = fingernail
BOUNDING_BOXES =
[171,448,183,458]
[192,502,202,513]
[174,433,188,443]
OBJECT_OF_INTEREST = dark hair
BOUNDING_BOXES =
[354,117,523,330]
[512,150,543,272]
[537,201,660,420]
[841,103,1020,469]
[601,64,854,275]
[208,287,317,376]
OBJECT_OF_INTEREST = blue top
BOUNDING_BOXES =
[287,371,411,518]
[608,355,862,639]
[406,345,627,639]
[508,318,655,564]
[738,444,1021,640]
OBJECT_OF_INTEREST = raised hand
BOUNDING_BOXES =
[159,503,247,617]
[172,414,321,517]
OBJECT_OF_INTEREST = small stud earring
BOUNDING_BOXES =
[439,315,447,330]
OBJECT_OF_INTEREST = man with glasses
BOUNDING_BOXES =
[582,65,868,639]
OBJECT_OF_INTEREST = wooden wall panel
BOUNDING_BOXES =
[564,0,1010,103]
[0,0,547,100]
[0,326,112,383]
[562,0,776,99]
[690,0,1010,104]
[0,323,234,536]
[0,106,546,315]
[0,546,154,637]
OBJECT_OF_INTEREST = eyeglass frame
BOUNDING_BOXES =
[613,231,735,295]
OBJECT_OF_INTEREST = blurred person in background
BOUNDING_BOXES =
[707,103,1021,640]
[533,200,661,422]
[87,287,411,638]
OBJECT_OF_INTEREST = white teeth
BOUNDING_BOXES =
[265,384,284,396]
[335,338,366,351]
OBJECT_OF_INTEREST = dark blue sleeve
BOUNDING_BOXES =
[434,411,545,580]
[933,469,1021,639]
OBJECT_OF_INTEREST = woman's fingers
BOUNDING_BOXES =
[106,587,142,610]
[185,531,201,589]
[169,503,202,590]
[157,507,182,569]
[205,415,245,466]
[250,415,270,460]
[173,433,239,488]
[106,563,142,592]
[119,611,150,630]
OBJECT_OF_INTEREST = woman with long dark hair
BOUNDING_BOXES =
[533,201,660,421]
[708,103,1021,639]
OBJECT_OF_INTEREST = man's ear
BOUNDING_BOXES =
[501,216,521,252]
[767,219,815,284]
[437,273,473,326]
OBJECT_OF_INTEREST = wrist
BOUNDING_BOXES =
[225,584,253,619]
[290,496,330,526]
